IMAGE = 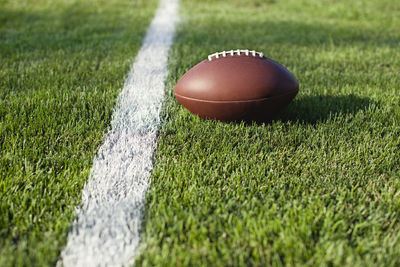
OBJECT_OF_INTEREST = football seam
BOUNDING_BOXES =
[174,90,299,103]
[208,49,263,61]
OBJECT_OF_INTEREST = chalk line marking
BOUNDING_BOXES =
[58,0,179,266]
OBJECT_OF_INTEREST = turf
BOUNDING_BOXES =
[136,0,400,266]
[0,0,157,266]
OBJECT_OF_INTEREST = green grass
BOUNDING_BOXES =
[0,0,157,266]
[1,0,399,266]
[136,0,400,266]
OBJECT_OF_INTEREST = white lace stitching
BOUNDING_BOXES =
[208,49,263,61]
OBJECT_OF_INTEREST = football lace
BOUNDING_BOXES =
[208,49,263,61]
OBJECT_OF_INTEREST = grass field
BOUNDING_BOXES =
[135,0,400,266]
[1,0,399,266]
[0,0,157,265]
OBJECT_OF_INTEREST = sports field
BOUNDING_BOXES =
[1,0,399,266]
[0,0,157,265]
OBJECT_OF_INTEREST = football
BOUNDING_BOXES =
[174,49,299,122]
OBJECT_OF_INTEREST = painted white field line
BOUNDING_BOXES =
[58,0,179,266]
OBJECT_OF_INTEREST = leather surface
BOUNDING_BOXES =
[174,55,299,101]
[174,55,299,121]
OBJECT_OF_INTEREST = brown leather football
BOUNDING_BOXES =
[174,49,299,122]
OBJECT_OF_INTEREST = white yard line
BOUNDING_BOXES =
[58,0,179,266]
